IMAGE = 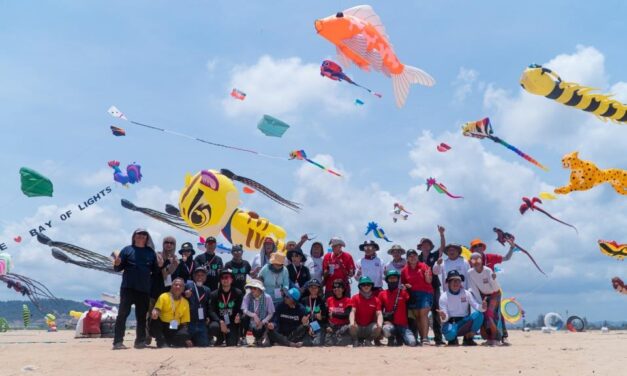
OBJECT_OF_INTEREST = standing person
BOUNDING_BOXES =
[437,270,486,346]
[355,240,385,296]
[349,277,383,347]
[251,237,277,278]
[287,248,311,292]
[173,242,196,284]
[299,279,327,346]
[470,237,515,346]
[184,267,211,347]
[401,249,433,346]
[208,269,243,346]
[149,278,192,348]
[379,270,415,346]
[224,244,252,293]
[306,241,325,281]
[267,287,307,348]
[258,253,290,306]
[194,236,223,291]
[147,236,178,345]
[323,237,355,298]
[433,244,470,293]
[285,234,310,255]
[468,253,502,346]
[324,279,352,346]
[384,245,407,274]
[112,228,163,350]
[241,279,275,347]
[417,225,446,346]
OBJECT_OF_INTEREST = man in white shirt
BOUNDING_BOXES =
[437,270,486,346]
[355,240,385,295]
[433,244,469,292]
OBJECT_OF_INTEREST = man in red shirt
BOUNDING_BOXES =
[379,270,415,346]
[323,237,355,298]
[349,277,383,347]
[469,238,515,346]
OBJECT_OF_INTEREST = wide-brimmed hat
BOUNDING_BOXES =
[329,237,345,247]
[446,270,465,282]
[444,243,463,255]
[178,242,196,256]
[417,238,435,250]
[358,276,374,287]
[470,238,486,249]
[287,248,307,263]
[193,266,208,275]
[269,252,285,265]
[387,244,406,255]
[359,240,380,252]
[286,240,297,247]
[245,279,265,291]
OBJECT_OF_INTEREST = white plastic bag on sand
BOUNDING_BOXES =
[74,311,88,338]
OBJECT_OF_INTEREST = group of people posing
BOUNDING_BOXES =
[111,225,516,350]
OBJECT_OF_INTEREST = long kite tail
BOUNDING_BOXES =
[220,169,301,211]
[514,244,546,276]
[305,158,342,177]
[51,248,118,274]
[489,136,549,172]
[436,183,463,199]
[533,207,579,234]
[37,233,114,265]
[120,199,197,234]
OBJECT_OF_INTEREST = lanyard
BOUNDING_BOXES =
[206,253,216,268]
[292,264,302,282]
[168,293,178,318]
[184,261,194,275]
[193,283,205,302]
[308,297,317,318]
[221,291,232,307]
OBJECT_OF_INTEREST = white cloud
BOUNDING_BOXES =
[77,168,111,188]
[452,67,479,103]
[221,55,357,119]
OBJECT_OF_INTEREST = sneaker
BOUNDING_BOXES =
[421,338,431,346]
[462,338,478,346]
[434,339,445,346]
[112,342,128,350]
[352,340,361,348]
[133,342,147,349]
[447,339,459,347]
[239,337,248,347]
[501,338,511,346]
[364,340,373,347]
[289,342,303,348]
[374,339,383,347]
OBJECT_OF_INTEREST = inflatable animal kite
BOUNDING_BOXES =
[391,202,411,223]
[520,64,627,124]
[289,150,341,177]
[462,118,548,171]
[320,60,381,97]
[426,178,463,199]
[519,197,577,233]
[493,227,546,275]
[315,5,435,108]
[611,277,626,295]
[122,169,296,252]
[365,222,392,242]
[108,160,142,186]
[554,152,627,196]
[598,240,627,260]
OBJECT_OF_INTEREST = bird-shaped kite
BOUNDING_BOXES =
[426,178,463,199]
[462,118,549,172]
[289,150,341,177]
[612,277,626,295]
[493,227,546,276]
[320,60,382,98]
[598,240,627,260]
[519,197,578,233]
[315,5,435,108]
[365,222,392,242]
[391,202,411,223]
[108,160,142,186]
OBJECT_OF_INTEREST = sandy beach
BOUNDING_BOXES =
[1,330,625,376]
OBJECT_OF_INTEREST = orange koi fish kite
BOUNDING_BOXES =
[315,5,435,108]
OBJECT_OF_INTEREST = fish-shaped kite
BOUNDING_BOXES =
[519,197,578,233]
[110,126,126,136]
[231,88,246,100]
[493,227,546,275]
[462,118,549,172]
[289,150,341,177]
[108,160,142,186]
[598,240,627,260]
[365,222,392,242]
[315,5,435,108]
[426,177,463,199]
[321,60,382,98]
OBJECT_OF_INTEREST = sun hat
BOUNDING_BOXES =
[359,240,380,251]
[387,244,406,255]
[245,279,265,291]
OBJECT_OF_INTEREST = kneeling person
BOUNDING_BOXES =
[208,269,243,346]
[241,279,275,346]
[438,270,486,346]
[349,277,383,347]
[150,278,192,348]
[184,267,211,347]
[379,270,415,346]
[268,288,308,347]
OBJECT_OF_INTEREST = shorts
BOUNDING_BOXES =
[407,290,433,309]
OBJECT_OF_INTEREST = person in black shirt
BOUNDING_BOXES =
[208,269,243,346]
[184,267,211,347]
[173,242,196,283]
[268,287,307,347]
[194,237,223,291]
[287,248,311,293]
[416,225,446,345]
[112,228,163,350]
[224,244,252,345]
[299,279,327,346]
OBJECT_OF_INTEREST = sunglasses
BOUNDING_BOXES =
[332,286,344,289]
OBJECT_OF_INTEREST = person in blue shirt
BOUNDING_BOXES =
[184,267,211,347]
[112,228,163,350]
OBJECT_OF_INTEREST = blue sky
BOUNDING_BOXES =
[1,1,626,321]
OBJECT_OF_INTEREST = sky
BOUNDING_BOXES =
[1,0,626,321]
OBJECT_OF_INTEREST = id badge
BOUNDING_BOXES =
[223,314,231,325]
[164,275,172,287]
[274,288,282,299]
[295,282,300,288]
[198,308,204,320]
[169,320,179,330]
[310,321,321,332]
